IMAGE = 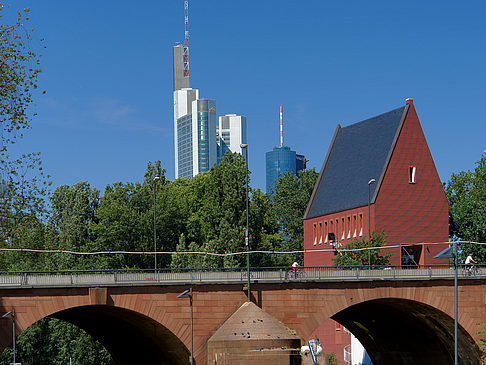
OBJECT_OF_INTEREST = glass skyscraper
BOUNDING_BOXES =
[266,146,305,193]
[191,99,217,177]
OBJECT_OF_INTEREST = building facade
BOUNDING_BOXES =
[217,114,247,162]
[191,99,217,177]
[303,99,449,365]
[265,146,305,193]
[174,88,199,179]
[303,98,449,267]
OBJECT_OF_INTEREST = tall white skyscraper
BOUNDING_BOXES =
[217,114,247,162]
[173,45,246,179]
[174,87,199,179]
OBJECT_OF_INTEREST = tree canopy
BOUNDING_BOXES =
[445,153,486,262]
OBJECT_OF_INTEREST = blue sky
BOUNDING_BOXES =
[4,0,486,193]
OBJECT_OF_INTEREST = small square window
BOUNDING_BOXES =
[409,166,416,183]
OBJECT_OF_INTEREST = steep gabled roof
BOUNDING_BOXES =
[304,105,409,220]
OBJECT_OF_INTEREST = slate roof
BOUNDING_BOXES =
[304,105,409,220]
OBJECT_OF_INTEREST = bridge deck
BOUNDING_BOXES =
[0,266,483,288]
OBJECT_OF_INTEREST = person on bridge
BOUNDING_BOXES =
[465,254,477,273]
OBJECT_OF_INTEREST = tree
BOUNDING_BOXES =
[332,230,392,267]
[171,153,248,269]
[0,3,49,245]
[269,169,318,265]
[42,182,100,270]
[445,153,486,262]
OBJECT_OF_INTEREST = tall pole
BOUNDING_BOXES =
[12,311,15,364]
[153,176,160,274]
[240,143,250,301]
[454,240,458,365]
[190,287,194,365]
[177,289,194,365]
[368,179,375,268]
[2,311,15,363]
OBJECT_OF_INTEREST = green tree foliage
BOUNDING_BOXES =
[477,323,486,363]
[332,230,392,267]
[172,153,248,268]
[0,3,49,245]
[44,182,100,270]
[0,318,112,365]
[268,169,318,265]
[445,154,486,262]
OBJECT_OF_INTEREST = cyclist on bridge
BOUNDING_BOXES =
[465,254,477,274]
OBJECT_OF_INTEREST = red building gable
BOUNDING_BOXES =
[303,99,449,267]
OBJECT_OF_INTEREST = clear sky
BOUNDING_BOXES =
[4,0,486,193]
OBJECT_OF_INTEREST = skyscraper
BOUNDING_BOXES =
[174,87,199,179]
[173,45,190,91]
[217,114,247,162]
[265,106,305,193]
[266,146,302,193]
[172,2,246,179]
[191,99,217,176]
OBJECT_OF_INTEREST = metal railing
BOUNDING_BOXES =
[0,265,483,288]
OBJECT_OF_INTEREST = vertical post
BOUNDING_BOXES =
[178,289,194,365]
[240,143,250,301]
[367,179,375,268]
[190,287,194,365]
[1,310,16,364]
[12,310,15,364]
[454,240,458,365]
[153,176,160,274]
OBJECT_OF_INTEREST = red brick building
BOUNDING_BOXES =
[304,98,449,267]
[302,99,450,364]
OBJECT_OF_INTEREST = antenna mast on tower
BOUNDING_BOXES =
[183,0,190,77]
[280,105,284,147]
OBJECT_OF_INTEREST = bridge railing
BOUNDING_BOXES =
[0,264,483,287]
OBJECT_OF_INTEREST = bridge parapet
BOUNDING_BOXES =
[0,265,483,288]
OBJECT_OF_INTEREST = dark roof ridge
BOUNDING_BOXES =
[371,104,410,204]
[340,106,408,130]
[304,103,409,220]
[304,124,341,219]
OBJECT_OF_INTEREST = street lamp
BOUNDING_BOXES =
[2,310,16,364]
[240,143,250,301]
[367,178,376,268]
[434,242,458,365]
[153,176,160,274]
[177,288,194,365]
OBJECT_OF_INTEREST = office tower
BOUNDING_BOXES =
[266,146,299,193]
[265,105,305,193]
[191,99,217,176]
[174,88,199,179]
[173,45,190,91]
[217,114,247,162]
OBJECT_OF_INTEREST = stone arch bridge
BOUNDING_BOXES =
[0,267,484,364]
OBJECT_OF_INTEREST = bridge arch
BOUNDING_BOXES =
[330,298,481,365]
[52,305,189,365]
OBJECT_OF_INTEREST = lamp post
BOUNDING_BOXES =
[153,176,160,274]
[177,288,193,365]
[2,310,16,364]
[367,178,375,268]
[434,242,458,365]
[240,143,250,301]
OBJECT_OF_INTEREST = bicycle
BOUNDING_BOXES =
[462,264,479,277]
[287,267,306,279]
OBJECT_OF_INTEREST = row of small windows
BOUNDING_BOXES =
[312,213,364,245]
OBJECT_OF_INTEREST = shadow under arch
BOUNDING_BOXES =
[51,305,189,365]
[331,298,481,365]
